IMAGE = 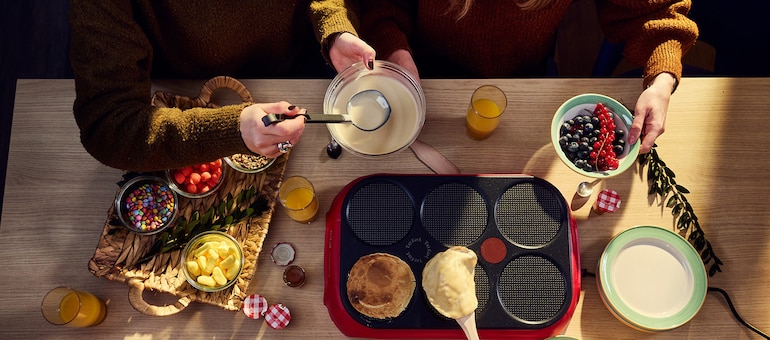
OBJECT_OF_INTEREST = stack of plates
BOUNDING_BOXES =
[597,226,707,331]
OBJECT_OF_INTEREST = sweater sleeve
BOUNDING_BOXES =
[310,0,362,62]
[357,0,416,60]
[69,1,250,171]
[596,0,698,90]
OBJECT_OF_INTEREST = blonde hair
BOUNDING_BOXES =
[450,0,555,19]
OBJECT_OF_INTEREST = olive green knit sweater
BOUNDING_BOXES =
[69,1,357,171]
[359,0,698,87]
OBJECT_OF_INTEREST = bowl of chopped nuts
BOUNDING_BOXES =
[224,153,275,174]
[551,93,640,178]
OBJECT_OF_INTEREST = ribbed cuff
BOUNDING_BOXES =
[643,40,684,93]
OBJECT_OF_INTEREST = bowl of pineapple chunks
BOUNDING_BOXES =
[182,231,244,292]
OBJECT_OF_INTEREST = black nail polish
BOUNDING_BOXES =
[288,105,296,110]
[368,59,374,70]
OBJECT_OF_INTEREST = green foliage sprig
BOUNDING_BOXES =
[638,145,723,276]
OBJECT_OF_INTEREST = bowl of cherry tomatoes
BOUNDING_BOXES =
[166,159,226,198]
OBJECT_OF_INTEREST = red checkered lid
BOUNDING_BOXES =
[264,303,291,329]
[595,189,621,213]
[242,294,269,319]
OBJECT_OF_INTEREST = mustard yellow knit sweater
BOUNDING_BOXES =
[69,1,357,171]
[359,0,698,87]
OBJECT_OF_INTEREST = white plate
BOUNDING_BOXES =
[598,226,707,331]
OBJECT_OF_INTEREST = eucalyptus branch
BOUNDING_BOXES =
[638,146,723,276]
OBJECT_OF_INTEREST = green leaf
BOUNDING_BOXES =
[672,203,683,215]
[666,196,677,208]
[675,184,690,194]
[664,167,676,178]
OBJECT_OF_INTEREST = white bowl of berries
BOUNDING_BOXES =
[551,93,640,178]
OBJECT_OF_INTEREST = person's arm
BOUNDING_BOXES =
[597,0,698,91]
[357,0,416,63]
[69,1,255,171]
[596,0,698,153]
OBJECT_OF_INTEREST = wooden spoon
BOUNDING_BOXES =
[456,312,480,340]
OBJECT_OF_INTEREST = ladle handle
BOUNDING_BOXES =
[262,113,350,126]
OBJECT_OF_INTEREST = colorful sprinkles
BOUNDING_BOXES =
[123,181,175,232]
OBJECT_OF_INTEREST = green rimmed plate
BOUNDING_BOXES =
[598,226,707,331]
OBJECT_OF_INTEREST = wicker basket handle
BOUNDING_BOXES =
[127,278,192,316]
[151,76,254,109]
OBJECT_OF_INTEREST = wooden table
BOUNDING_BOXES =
[2,78,769,339]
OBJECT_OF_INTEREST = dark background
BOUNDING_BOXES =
[2,0,769,220]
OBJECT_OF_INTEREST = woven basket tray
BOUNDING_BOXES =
[88,76,286,316]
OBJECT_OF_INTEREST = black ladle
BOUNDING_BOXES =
[262,89,391,132]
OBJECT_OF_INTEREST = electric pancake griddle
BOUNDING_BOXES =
[324,174,581,339]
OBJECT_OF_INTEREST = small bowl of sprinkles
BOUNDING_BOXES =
[224,153,275,174]
[115,175,178,235]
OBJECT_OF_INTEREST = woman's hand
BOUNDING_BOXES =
[630,73,676,153]
[240,102,306,158]
[328,32,377,72]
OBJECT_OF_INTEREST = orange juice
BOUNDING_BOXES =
[284,187,319,223]
[466,98,502,140]
[58,290,106,327]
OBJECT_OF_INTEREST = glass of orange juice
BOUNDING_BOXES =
[465,85,507,140]
[41,287,107,327]
[279,176,319,224]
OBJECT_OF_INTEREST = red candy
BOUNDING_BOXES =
[172,159,223,195]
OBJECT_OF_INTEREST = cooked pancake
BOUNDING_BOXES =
[422,246,478,319]
[346,253,416,319]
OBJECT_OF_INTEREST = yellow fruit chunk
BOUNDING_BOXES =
[197,275,217,287]
[193,242,214,258]
[219,254,236,269]
[197,255,208,274]
[212,266,227,286]
[225,259,241,280]
[185,260,201,277]
[217,242,230,258]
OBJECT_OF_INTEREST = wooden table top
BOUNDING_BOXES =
[2,77,769,339]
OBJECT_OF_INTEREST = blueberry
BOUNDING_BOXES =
[559,135,569,147]
[583,122,594,134]
[577,150,590,159]
[575,130,585,139]
[561,123,571,135]
[567,142,579,153]
[326,140,342,159]
[615,129,626,139]
[614,144,625,155]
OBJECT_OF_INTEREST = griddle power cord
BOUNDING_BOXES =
[707,287,769,339]
[580,269,768,338]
